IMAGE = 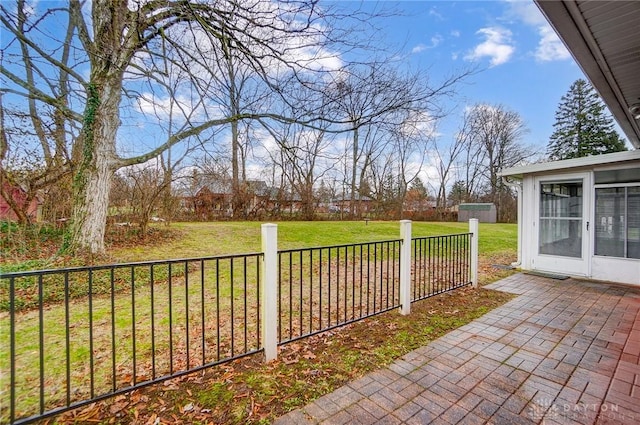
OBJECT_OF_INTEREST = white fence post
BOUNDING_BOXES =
[399,220,412,315]
[469,219,479,288]
[261,223,278,362]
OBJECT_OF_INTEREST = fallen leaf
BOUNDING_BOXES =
[283,356,299,365]
[289,343,301,352]
[109,402,127,415]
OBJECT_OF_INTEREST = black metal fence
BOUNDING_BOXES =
[411,233,472,301]
[1,230,473,424]
[1,254,262,425]
[277,239,402,344]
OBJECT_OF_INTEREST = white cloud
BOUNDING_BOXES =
[22,1,37,17]
[411,35,443,54]
[400,110,440,140]
[465,27,515,67]
[278,23,345,73]
[428,7,444,21]
[412,44,427,54]
[136,91,218,123]
[420,151,445,183]
[466,103,499,116]
[504,0,570,63]
[450,30,461,38]
[534,25,571,62]
[430,35,443,48]
[504,0,546,26]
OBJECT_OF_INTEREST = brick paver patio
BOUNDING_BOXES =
[274,273,640,424]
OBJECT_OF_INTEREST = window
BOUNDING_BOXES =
[539,181,583,258]
[595,185,640,259]
[595,168,640,184]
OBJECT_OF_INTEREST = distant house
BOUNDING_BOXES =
[257,187,304,214]
[332,194,374,215]
[0,182,40,222]
[243,181,306,216]
[193,181,232,219]
[403,196,436,213]
[192,180,303,218]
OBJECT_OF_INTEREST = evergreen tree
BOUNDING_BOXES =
[547,79,627,160]
[408,177,428,198]
[448,180,469,205]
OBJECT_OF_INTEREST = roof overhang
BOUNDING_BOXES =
[535,1,640,149]
[501,149,640,179]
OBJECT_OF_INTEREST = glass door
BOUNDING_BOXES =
[533,174,590,276]
[539,180,583,258]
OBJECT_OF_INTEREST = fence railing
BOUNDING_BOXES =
[1,254,263,425]
[411,233,472,302]
[277,240,402,344]
[1,219,479,424]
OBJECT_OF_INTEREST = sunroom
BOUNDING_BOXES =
[501,151,640,285]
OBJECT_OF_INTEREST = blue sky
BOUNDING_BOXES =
[0,0,605,167]
[334,0,590,152]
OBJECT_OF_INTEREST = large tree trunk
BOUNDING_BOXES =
[300,178,315,220]
[70,150,114,254]
[67,0,129,254]
[69,80,121,254]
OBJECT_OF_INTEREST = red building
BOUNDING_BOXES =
[0,182,40,222]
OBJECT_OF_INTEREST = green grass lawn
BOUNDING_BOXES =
[1,220,517,424]
[110,221,516,262]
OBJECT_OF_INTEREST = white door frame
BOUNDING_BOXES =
[532,172,591,277]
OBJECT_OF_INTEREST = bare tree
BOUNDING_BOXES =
[188,156,234,220]
[1,0,379,253]
[0,79,73,225]
[405,177,430,215]
[462,104,533,220]
[387,111,437,218]
[262,120,337,219]
[190,3,272,218]
[432,113,473,212]
[367,155,405,219]
[121,165,171,235]
[325,62,467,217]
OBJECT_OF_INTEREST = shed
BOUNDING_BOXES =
[457,203,496,223]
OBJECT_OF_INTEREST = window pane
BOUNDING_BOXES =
[595,168,640,184]
[628,187,640,259]
[595,188,625,257]
[539,218,582,257]
[540,182,582,218]
[539,181,583,258]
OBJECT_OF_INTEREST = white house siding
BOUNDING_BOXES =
[502,151,640,286]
